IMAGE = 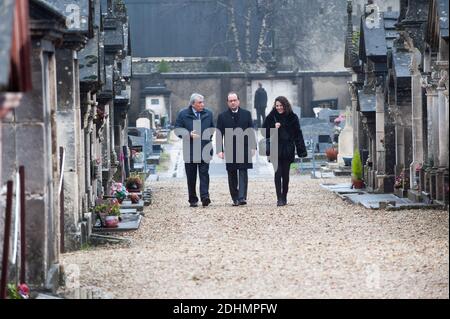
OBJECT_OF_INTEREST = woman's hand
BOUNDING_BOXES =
[275,122,281,129]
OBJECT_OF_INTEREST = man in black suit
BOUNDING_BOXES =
[254,82,268,128]
[175,93,215,207]
[216,92,257,206]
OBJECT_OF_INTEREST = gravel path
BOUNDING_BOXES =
[60,176,449,299]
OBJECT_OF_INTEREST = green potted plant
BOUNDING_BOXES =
[94,201,121,228]
[7,283,30,299]
[351,149,365,189]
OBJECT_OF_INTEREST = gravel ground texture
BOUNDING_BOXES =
[60,176,449,299]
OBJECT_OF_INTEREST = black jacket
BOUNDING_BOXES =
[216,108,257,171]
[262,109,307,163]
[175,106,215,163]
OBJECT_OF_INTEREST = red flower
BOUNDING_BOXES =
[18,283,30,298]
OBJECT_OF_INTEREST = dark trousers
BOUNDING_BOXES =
[255,108,266,128]
[185,162,210,203]
[227,169,248,201]
[273,160,291,201]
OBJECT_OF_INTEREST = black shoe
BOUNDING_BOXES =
[190,202,198,207]
[277,200,285,207]
[232,200,240,206]
[239,199,247,205]
[202,198,211,207]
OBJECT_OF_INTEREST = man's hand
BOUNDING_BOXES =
[190,130,200,139]
[218,152,225,159]
[275,122,281,129]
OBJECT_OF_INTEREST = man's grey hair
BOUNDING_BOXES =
[190,93,204,106]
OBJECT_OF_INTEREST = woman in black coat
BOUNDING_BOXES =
[262,96,307,206]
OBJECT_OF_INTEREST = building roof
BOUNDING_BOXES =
[44,0,91,34]
[359,12,388,60]
[438,0,449,38]
[384,11,400,49]
[392,49,412,78]
[358,90,376,113]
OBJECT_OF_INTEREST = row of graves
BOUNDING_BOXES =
[92,124,158,233]
[92,174,152,233]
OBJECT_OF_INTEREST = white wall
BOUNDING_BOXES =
[251,80,298,117]
[145,95,167,116]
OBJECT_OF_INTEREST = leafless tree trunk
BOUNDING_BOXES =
[227,0,243,67]
[245,2,252,62]
[256,12,269,64]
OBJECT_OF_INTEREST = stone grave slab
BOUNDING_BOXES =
[320,183,363,194]
[342,193,412,209]
[120,208,138,215]
[120,200,144,211]
[333,168,352,176]
[93,214,142,233]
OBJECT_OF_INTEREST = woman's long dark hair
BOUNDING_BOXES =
[273,96,293,115]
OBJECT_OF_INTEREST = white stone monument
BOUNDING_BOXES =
[136,117,151,130]
[337,106,354,166]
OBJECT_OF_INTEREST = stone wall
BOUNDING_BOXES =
[131,71,351,125]
[0,39,62,289]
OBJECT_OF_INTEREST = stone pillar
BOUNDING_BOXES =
[55,48,82,251]
[348,82,360,150]
[375,85,385,191]
[436,79,448,202]
[437,87,448,169]
[13,40,59,289]
[430,89,440,167]
[80,92,92,212]
[428,87,439,200]
[425,86,434,164]
[409,51,424,190]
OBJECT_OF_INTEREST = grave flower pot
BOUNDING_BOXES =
[352,179,365,189]
[105,215,119,228]
[325,147,338,162]
[343,157,352,167]
[129,193,140,204]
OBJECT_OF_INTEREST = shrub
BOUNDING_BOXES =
[157,60,170,73]
[352,149,363,181]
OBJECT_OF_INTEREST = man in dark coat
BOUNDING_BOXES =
[254,82,268,128]
[175,93,215,207]
[216,92,257,206]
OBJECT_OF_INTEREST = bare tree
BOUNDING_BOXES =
[226,0,243,67]
[217,0,277,70]
[244,2,252,61]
